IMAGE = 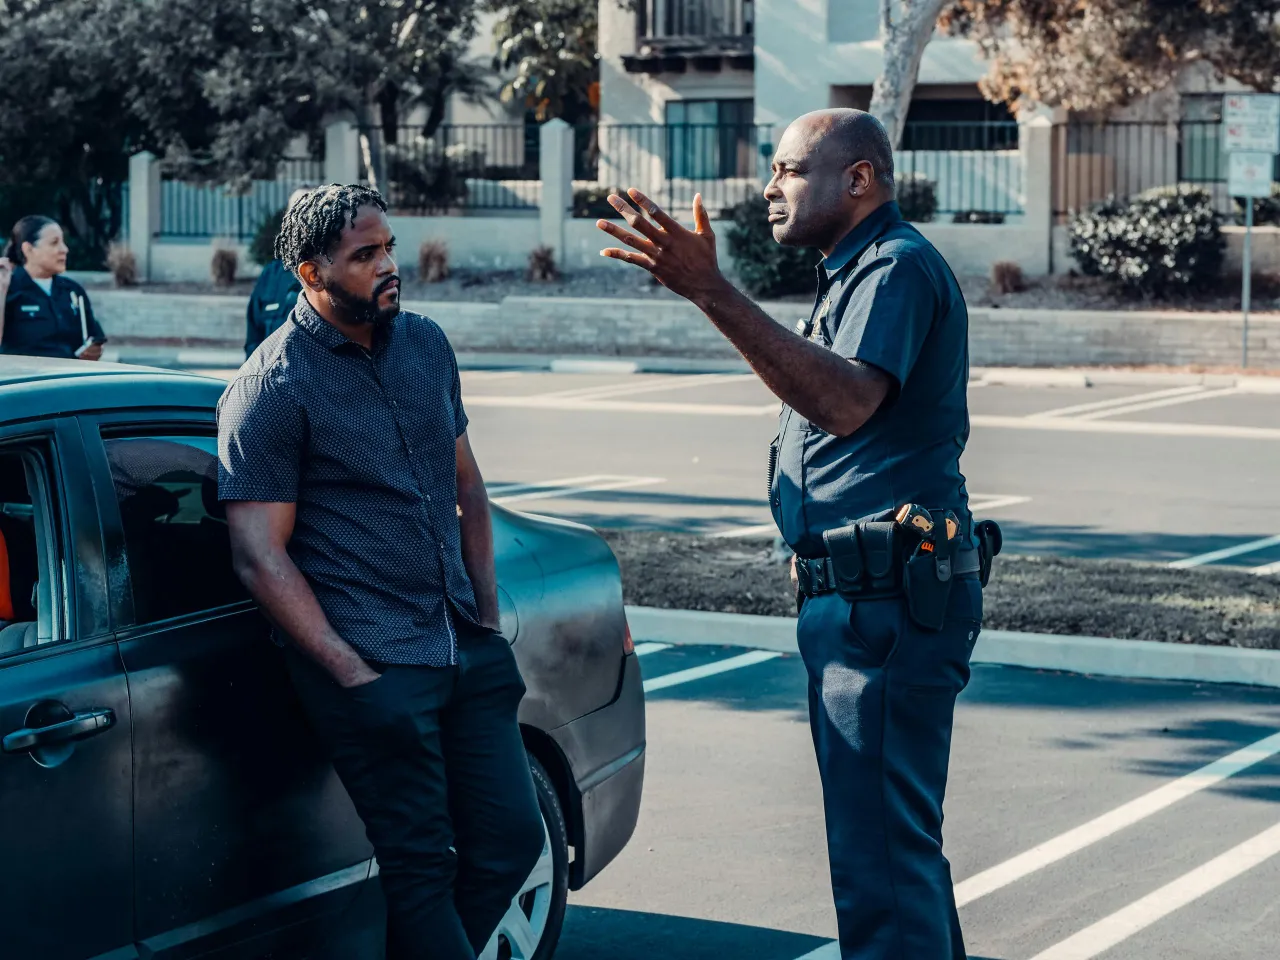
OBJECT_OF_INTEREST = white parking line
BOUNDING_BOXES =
[953,729,1280,907]
[969,494,1033,512]
[460,371,525,382]
[465,394,778,417]
[642,650,783,693]
[632,642,671,657]
[532,373,755,402]
[1030,818,1280,960]
[1031,386,1208,419]
[789,944,839,960]
[709,523,779,539]
[1168,534,1280,568]
[491,475,664,505]
[1253,560,1280,576]
[970,414,1280,442]
[1076,386,1240,421]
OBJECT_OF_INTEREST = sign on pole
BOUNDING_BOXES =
[1223,94,1280,153]
[1228,151,1276,199]
[1222,94,1280,368]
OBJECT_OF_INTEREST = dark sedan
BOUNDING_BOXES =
[0,356,645,960]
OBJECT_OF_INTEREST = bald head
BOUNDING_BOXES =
[764,109,898,254]
[792,109,896,191]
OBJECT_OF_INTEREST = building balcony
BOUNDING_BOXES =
[623,0,754,74]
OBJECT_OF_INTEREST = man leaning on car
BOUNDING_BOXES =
[217,183,544,960]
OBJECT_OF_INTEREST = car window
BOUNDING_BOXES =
[0,443,64,657]
[104,435,249,625]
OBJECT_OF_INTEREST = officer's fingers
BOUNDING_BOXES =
[600,248,657,271]
[627,188,683,233]
[595,220,656,254]
[692,193,714,236]
[607,193,662,241]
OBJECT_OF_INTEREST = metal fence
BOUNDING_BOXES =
[1050,120,1280,220]
[586,123,773,216]
[159,157,323,240]
[364,124,539,214]
[896,121,1023,219]
[636,0,753,40]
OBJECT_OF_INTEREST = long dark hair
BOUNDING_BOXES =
[3,216,58,265]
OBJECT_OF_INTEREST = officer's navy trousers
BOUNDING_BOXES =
[797,578,983,960]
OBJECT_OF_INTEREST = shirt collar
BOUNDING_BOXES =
[291,291,396,352]
[820,201,903,280]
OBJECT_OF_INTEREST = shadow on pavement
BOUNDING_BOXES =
[557,906,830,960]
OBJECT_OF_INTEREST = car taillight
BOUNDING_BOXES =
[622,620,635,656]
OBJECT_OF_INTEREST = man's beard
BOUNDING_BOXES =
[323,276,400,326]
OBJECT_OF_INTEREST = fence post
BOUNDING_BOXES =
[128,151,159,282]
[324,120,361,185]
[1020,116,1053,275]
[539,119,574,263]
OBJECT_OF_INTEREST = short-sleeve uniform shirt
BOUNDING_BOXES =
[217,294,480,666]
[769,201,973,558]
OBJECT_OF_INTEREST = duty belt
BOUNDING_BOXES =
[796,548,981,599]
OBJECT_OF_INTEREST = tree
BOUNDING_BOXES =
[869,0,951,149]
[940,0,1280,113]
[483,0,600,125]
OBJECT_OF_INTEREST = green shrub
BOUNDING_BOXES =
[1069,184,1224,297]
[1235,183,1280,227]
[250,207,284,266]
[895,172,937,223]
[574,185,624,219]
[724,196,817,299]
[384,141,475,213]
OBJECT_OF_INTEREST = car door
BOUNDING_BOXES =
[0,420,134,960]
[81,413,376,959]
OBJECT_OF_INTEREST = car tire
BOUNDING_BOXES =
[481,755,570,960]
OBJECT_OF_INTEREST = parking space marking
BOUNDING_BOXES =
[632,642,671,657]
[460,371,524,382]
[1253,559,1280,576]
[1076,386,1241,421]
[490,474,664,505]
[466,394,777,417]
[1031,386,1208,419]
[531,373,755,402]
[953,729,1280,908]
[1030,818,1280,960]
[709,523,779,539]
[789,943,838,960]
[969,494,1033,512]
[970,413,1280,441]
[1168,534,1280,568]
[641,650,783,693]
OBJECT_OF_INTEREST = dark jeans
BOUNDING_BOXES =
[797,578,983,960]
[285,626,545,960]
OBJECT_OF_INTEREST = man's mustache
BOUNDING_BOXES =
[375,276,401,297]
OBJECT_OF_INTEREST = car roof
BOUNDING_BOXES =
[0,356,227,424]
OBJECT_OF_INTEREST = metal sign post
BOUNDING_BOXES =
[1223,94,1280,369]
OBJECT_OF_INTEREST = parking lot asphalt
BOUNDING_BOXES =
[452,370,1280,570]
[554,641,1280,960]
[196,366,1280,569]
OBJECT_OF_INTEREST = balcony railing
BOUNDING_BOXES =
[638,0,753,41]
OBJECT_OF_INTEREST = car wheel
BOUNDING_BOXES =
[480,756,569,960]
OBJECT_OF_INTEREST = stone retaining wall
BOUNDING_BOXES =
[90,290,1280,370]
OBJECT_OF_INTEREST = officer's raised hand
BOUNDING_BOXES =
[596,189,724,306]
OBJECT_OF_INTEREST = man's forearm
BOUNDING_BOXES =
[236,548,372,686]
[693,279,882,435]
[458,481,500,629]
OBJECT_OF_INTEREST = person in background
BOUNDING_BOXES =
[244,188,309,358]
[1,215,107,360]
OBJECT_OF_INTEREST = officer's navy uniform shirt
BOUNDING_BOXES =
[770,201,973,558]
[2,266,107,358]
[217,294,481,667]
[245,259,303,357]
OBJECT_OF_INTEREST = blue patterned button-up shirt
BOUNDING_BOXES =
[217,294,479,666]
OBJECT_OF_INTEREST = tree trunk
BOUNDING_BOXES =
[869,0,948,149]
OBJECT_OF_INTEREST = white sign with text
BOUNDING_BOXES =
[1228,151,1276,199]
[1223,94,1280,153]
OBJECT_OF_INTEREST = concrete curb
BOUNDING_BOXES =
[623,605,1280,690]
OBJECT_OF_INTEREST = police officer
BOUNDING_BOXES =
[1,216,107,360]
[244,188,309,358]
[597,109,980,959]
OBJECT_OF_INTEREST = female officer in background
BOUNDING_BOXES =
[0,215,107,360]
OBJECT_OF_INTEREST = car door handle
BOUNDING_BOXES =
[2,708,116,754]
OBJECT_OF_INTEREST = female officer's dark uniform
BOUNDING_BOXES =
[2,266,107,358]
[244,259,302,358]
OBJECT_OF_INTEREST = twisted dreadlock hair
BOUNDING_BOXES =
[274,184,388,272]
